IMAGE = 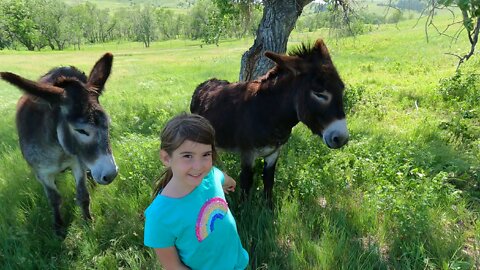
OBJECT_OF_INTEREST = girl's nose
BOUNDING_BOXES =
[192,159,204,170]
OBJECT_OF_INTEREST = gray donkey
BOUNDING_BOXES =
[0,53,118,236]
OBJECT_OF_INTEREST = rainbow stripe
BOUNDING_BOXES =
[195,197,229,242]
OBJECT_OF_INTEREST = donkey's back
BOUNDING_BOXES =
[191,78,288,151]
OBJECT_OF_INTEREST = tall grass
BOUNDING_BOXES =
[0,15,479,269]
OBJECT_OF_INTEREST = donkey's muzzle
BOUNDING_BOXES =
[325,132,349,149]
[89,154,118,185]
[323,119,349,149]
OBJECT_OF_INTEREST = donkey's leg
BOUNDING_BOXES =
[36,172,64,236]
[72,162,92,221]
[239,152,255,197]
[263,149,281,205]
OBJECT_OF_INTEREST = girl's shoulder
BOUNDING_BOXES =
[202,167,225,194]
[145,194,178,217]
[144,194,193,227]
[209,166,224,183]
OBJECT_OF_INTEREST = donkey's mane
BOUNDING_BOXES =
[254,42,317,84]
[288,42,315,58]
[43,66,88,84]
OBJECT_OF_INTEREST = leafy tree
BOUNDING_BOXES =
[66,4,90,50]
[238,0,314,81]
[133,4,157,47]
[112,7,136,41]
[31,0,69,50]
[213,0,359,81]
[1,0,43,51]
[155,8,179,40]
[81,2,113,44]
[429,0,480,67]
[213,0,260,38]
[0,8,12,49]
[187,0,218,42]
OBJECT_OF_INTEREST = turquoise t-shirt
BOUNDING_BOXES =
[144,166,249,270]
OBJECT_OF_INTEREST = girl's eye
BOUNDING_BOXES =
[75,129,90,136]
[183,155,193,159]
[204,152,212,157]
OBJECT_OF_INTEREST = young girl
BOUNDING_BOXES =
[144,113,249,270]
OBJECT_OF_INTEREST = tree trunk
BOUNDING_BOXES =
[239,0,312,82]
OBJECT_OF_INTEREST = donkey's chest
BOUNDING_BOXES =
[252,145,280,158]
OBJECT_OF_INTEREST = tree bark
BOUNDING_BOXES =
[239,0,313,82]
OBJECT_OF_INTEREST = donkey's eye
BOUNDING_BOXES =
[75,129,90,136]
[313,91,329,101]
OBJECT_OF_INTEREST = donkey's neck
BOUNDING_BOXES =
[253,75,301,140]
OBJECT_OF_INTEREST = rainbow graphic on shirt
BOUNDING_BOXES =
[195,197,229,242]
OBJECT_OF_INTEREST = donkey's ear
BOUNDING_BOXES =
[313,39,332,62]
[265,51,306,76]
[87,53,113,94]
[0,72,64,103]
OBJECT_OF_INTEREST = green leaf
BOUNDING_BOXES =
[474,8,480,16]
[457,0,470,10]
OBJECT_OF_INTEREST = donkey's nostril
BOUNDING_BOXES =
[102,171,118,184]
[328,133,348,148]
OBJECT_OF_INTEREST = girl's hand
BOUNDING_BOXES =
[222,172,236,194]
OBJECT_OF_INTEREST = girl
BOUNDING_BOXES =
[144,113,249,270]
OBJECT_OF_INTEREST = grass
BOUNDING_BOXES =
[64,0,188,9]
[0,15,479,269]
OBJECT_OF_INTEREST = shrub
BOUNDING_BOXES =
[437,70,480,143]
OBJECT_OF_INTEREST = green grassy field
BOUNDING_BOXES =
[0,15,479,269]
[64,0,188,9]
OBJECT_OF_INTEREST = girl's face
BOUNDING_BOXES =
[160,140,213,190]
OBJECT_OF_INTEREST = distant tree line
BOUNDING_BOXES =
[0,0,413,51]
[0,0,262,50]
[295,2,410,37]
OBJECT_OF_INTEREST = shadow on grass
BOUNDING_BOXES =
[0,155,79,269]
[223,122,479,269]
[218,131,389,269]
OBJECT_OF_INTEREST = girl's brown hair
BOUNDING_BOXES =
[152,113,217,197]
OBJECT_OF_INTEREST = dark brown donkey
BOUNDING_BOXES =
[191,39,348,201]
[0,53,118,236]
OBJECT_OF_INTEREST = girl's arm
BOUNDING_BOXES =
[155,247,190,270]
[222,171,236,194]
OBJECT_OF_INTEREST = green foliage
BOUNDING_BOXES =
[1,0,42,50]
[438,70,480,110]
[132,4,157,47]
[0,17,479,269]
[387,9,403,24]
[0,0,263,50]
[296,12,330,32]
[437,70,480,144]
[344,84,366,115]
